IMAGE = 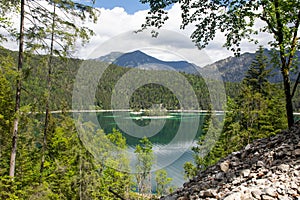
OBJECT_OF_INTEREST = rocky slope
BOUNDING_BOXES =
[162,122,300,200]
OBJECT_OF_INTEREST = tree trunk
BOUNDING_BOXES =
[10,0,25,178]
[273,0,295,128]
[40,3,56,176]
[282,67,294,128]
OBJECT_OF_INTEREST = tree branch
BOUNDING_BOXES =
[287,10,300,69]
[292,72,300,98]
[108,188,126,200]
[260,15,278,35]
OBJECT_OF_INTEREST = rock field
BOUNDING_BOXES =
[162,121,300,200]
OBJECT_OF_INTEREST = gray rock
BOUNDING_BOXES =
[216,172,224,180]
[220,160,230,173]
[241,169,251,178]
[257,161,265,168]
[251,190,262,199]
[278,164,290,172]
[223,192,241,200]
[261,194,276,200]
[245,144,251,151]
[264,187,278,197]
[294,149,300,156]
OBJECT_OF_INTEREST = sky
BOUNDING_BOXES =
[93,0,150,14]
[0,0,273,66]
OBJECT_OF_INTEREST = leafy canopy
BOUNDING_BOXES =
[141,0,300,55]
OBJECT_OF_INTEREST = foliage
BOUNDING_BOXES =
[141,0,299,55]
[135,137,154,195]
[186,46,288,174]
[154,169,172,196]
[0,110,137,199]
[0,53,16,199]
[21,0,98,56]
[244,46,272,95]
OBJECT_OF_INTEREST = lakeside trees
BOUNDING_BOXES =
[184,46,287,175]
[141,0,300,128]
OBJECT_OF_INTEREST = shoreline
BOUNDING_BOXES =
[30,109,300,115]
[48,109,224,114]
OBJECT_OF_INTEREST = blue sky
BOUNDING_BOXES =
[90,0,150,14]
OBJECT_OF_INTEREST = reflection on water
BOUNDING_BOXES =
[97,111,207,188]
[98,111,206,146]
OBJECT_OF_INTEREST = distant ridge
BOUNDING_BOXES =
[97,51,123,64]
[97,49,300,82]
[97,50,200,74]
[204,49,300,82]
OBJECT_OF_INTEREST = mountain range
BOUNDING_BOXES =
[97,49,300,82]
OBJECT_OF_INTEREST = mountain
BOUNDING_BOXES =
[203,49,300,82]
[97,50,200,74]
[97,51,123,63]
[98,49,300,83]
[203,52,257,82]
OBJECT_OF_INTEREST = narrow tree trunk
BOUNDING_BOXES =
[40,3,56,176]
[279,51,294,128]
[9,0,25,178]
[79,148,82,200]
[273,0,294,128]
[282,67,294,128]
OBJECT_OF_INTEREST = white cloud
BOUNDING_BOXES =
[0,2,274,65]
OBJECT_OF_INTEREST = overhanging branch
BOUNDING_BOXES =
[292,72,300,98]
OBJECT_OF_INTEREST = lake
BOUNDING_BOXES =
[96,111,208,189]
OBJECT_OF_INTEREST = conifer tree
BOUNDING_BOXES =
[244,46,272,95]
[0,52,15,199]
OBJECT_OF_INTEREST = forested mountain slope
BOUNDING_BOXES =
[1,46,300,111]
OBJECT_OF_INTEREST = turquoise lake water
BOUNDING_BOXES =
[95,111,208,188]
